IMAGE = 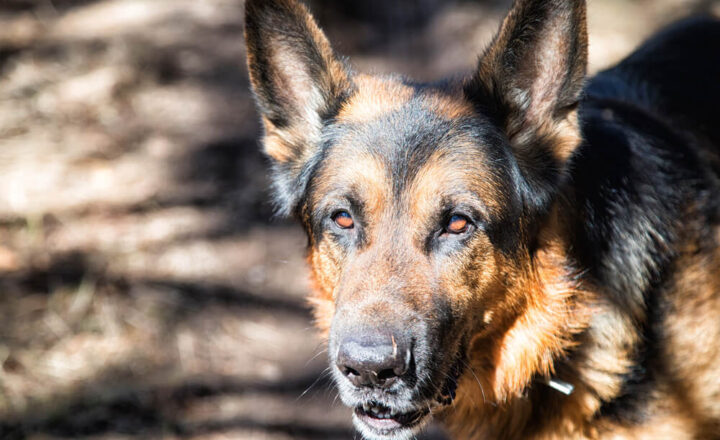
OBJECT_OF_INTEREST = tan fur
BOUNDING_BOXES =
[337,76,475,124]
[408,147,507,225]
[658,222,720,437]
[337,75,414,123]
[425,90,477,120]
[306,152,390,336]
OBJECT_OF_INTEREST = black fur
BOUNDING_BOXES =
[566,17,720,424]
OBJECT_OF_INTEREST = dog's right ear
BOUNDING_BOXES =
[245,0,352,215]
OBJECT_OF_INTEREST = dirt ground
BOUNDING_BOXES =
[0,0,718,439]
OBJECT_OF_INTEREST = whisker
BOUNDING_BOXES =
[297,366,332,401]
[461,359,495,407]
[304,347,328,367]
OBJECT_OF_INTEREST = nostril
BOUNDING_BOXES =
[342,366,360,378]
[335,331,411,388]
[377,368,397,382]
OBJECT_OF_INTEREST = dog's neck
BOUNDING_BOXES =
[440,207,640,439]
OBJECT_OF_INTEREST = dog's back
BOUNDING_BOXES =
[568,16,720,436]
[589,17,720,148]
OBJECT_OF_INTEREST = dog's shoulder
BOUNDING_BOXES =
[570,16,720,299]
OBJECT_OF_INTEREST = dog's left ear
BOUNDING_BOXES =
[467,0,587,196]
[245,0,352,215]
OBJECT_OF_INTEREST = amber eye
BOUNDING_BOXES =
[332,211,354,229]
[446,214,470,234]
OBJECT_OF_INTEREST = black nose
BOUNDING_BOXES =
[336,331,410,388]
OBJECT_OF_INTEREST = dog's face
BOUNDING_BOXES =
[306,80,524,436]
[245,1,588,439]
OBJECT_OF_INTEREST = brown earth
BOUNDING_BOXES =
[0,0,717,439]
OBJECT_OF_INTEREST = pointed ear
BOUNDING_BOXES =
[245,0,353,215]
[467,0,587,173]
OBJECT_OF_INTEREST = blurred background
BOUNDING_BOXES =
[0,0,718,439]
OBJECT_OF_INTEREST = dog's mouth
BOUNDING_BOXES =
[351,355,464,438]
[353,402,430,436]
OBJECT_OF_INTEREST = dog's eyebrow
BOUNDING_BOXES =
[436,193,491,222]
[312,189,364,214]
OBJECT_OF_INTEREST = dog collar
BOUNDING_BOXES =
[546,378,575,395]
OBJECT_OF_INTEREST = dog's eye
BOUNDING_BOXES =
[446,214,470,234]
[332,211,354,229]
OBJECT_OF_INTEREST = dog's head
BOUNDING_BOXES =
[245,0,589,438]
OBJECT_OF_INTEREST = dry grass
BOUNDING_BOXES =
[0,0,717,439]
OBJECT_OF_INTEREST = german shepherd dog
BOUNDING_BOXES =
[245,0,720,438]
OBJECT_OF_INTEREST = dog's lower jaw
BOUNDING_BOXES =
[352,406,434,440]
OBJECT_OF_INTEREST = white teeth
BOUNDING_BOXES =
[361,403,394,419]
